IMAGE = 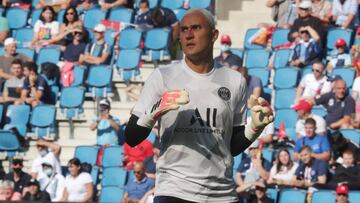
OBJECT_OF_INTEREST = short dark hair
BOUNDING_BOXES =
[151,8,165,27]
[140,0,149,7]
[23,61,38,75]
[68,157,81,167]
[342,149,355,157]
[11,59,23,67]
[305,118,316,126]
[39,6,56,23]
[299,145,312,153]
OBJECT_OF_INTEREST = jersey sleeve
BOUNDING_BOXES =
[233,76,247,126]
[320,135,330,152]
[315,93,331,105]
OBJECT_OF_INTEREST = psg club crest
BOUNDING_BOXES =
[218,87,231,101]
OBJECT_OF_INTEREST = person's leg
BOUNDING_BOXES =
[153,196,197,203]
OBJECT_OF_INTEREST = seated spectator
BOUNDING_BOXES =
[61,158,93,202]
[60,28,86,63]
[292,145,327,188]
[22,179,51,201]
[293,118,331,161]
[331,0,357,29]
[90,99,121,146]
[31,139,62,179]
[0,180,22,201]
[36,0,70,11]
[143,139,160,180]
[122,161,155,203]
[214,34,242,70]
[311,0,332,25]
[267,148,298,186]
[2,59,25,103]
[309,79,355,129]
[293,100,326,137]
[4,158,31,194]
[351,75,360,128]
[251,180,273,203]
[0,16,9,45]
[79,24,110,65]
[336,183,350,203]
[16,61,51,106]
[99,0,128,10]
[265,0,298,28]
[237,66,263,103]
[31,6,60,47]
[123,138,153,170]
[135,0,150,24]
[37,158,65,202]
[330,131,360,165]
[326,39,352,74]
[69,0,96,12]
[290,26,322,67]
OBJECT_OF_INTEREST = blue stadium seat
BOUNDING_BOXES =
[311,190,335,203]
[17,48,35,60]
[189,0,211,9]
[6,8,29,29]
[101,167,127,187]
[36,47,61,65]
[162,0,184,9]
[230,48,244,59]
[271,29,290,48]
[311,106,327,117]
[0,104,4,124]
[31,9,42,27]
[99,186,125,203]
[340,129,360,145]
[0,130,21,155]
[274,108,298,129]
[135,0,158,8]
[118,28,142,49]
[74,145,99,165]
[173,8,187,21]
[285,128,297,141]
[57,9,66,24]
[143,28,171,61]
[244,49,270,68]
[15,28,33,46]
[248,68,269,86]
[147,131,156,143]
[108,8,133,23]
[29,104,56,139]
[244,28,264,49]
[71,65,86,87]
[0,47,4,56]
[301,66,312,77]
[4,105,31,137]
[262,147,273,163]
[83,8,107,29]
[273,49,292,68]
[278,189,306,203]
[349,191,360,203]
[332,68,355,88]
[275,88,296,109]
[263,87,272,103]
[102,146,124,167]
[117,49,141,81]
[274,68,299,89]
[60,87,85,119]
[267,188,279,203]
[91,165,100,185]
[327,28,353,51]
[104,29,116,46]
[87,65,113,98]
[233,153,244,169]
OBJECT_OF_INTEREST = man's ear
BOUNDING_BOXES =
[212,29,219,43]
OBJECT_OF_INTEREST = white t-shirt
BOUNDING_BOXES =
[38,173,65,202]
[247,117,274,140]
[64,172,93,202]
[295,114,327,136]
[299,74,331,98]
[31,152,62,178]
[33,20,59,40]
[269,162,298,182]
[352,77,360,101]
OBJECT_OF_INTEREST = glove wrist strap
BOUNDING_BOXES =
[137,114,156,129]
[244,123,262,142]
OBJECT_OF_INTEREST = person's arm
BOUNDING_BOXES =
[0,69,13,80]
[317,175,327,184]
[121,192,129,203]
[311,152,331,161]
[125,115,153,147]
[37,139,61,157]
[108,116,120,131]
[291,175,305,187]
[235,173,255,193]
[296,85,304,102]
[352,90,359,101]
[60,188,69,202]
[254,158,270,180]
[81,182,93,202]
[139,188,155,203]
[266,0,277,7]
[329,115,352,129]
[89,118,100,131]
[306,26,320,42]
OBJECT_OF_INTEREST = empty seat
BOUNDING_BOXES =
[244,49,270,68]
[74,145,99,165]
[70,65,86,87]
[262,147,273,163]
[99,186,125,203]
[108,8,133,23]
[189,0,211,9]
[17,48,35,60]
[143,28,171,61]
[278,189,306,203]
[161,0,184,9]
[312,106,327,117]
[118,28,142,49]
[101,167,127,187]
[311,190,335,203]
[333,68,355,88]
[340,129,360,145]
[275,88,296,109]
[60,87,85,119]
[230,48,244,59]
[86,65,113,98]
[248,68,269,86]
[273,49,292,68]
[6,8,29,29]
[0,130,21,156]
[83,8,107,29]
[327,28,353,51]
[4,105,31,137]
[271,29,290,48]
[349,191,360,203]
[274,108,298,129]
[57,9,66,24]
[173,8,187,21]
[15,28,34,46]
[274,68,299,89]
[244,28,264,50]
[31,9,42,27]
[36,47,61,65]
[102,146,123,167]
[29,104,56,139]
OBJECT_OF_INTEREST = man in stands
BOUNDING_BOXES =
[332,0,357,29]
[238,66,263,103]
[135,0,150,24]
[336,183,350,203]
[2,59,24,103]
[214,34,242,70]
[4,158,31,194]
[330,131,360,165]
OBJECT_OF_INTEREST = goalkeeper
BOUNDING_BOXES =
[125,8,273,203]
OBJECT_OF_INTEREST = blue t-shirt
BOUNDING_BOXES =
[143,156,156,174]
[23,75,51,104]
[92,115,121,145]
[295,134,330,154]
[295,159,328,183]
[237,157,272,174]
[126,176,155,199]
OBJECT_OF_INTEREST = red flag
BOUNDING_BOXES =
[277,121,287,140]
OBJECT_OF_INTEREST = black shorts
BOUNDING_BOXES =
[154,196,239,203]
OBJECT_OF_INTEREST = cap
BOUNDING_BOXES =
[94,24,106,32]
[327,75,343,82]
[292,100,312,112]
[4,38,16,46]
[335,38,346,47]
[220,35,232,45]
[298,1,312,9]
[27,179,40,187]
[336,184,349,195]
[99,99,110,108]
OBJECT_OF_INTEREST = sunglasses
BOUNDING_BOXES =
[337,193,348,196]
[312,69,321,73]
[75,32,83,35]
[66,12,75,15]
[134,171,143,174]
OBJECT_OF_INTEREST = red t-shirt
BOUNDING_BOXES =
[124,139,153,166]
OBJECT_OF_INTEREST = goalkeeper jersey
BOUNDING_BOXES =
[133,60,247,203]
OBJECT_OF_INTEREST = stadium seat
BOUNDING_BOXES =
[189,0,211,9]
[102,146,124,167]
[118,28,142,49]
[83,8,107,29]
[274,108,298,129]
[74,145,99,166]
[340,129,360,145]
[327,28,352,51]
[311,106,327,117]
[143,28,171,61]
[4,105,31,137]
[147,131,156,143]
[6,8,29,29]
[101,167,127,187]
[285,128,297,141]
[263,87,272,103]
[104,29,116,46]
[17,48,35,60]
[0,130,21,156]
[36,47,61,65]
[57,9,66,24]
[244,28,264,50]
[278,189,306,203]
[262,147,273,163]
[311,190,335,203]
[60,87,85,120]
[135,0,158,9]
[117,49,142,81]
[86,65,113,98]
[233,153,244,169]
[162,0,184,9]
[230,48,244,59]
[349,191,360,203]
[248,68,269,86]
[99,186,124,203]
[274,68,299,89]
[173,8,187,21]
[91,165,100,185]
[301,66,312,77]
[244,49,270,68]
[31,9,42,27]
[0,47,4,56]
[108,8,133,23]
[0,104,3,124]
[275,88,296,109]
[273,49,292,69]
[29,104,56,140]
[271,29,290,48]
[267,188,279,203]
[14,28,34,46]
[332,68,355,88]
[70,65,86,87]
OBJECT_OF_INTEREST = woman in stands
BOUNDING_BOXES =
[31,6,60,47]
[60,158,93,202]
[267,148,298,186]
[59,7,83,43]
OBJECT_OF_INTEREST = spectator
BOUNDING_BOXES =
[332,0,357,29]
[135,0,150,24]
[22,179,51,201]
[0,16,9,44]
[3,158,31,194]
[2,59,25,103]
[61,158,93,202]
[292,145,327,188]
[293,118,331,161]
[31,139,62,179]
[336,183,350,203]
[247,116,274,145]
[330,131,360,164]
[123,139,153,170]
[90,99,121,145]
[267,148,298,186]
[99,0,128,10]
[311,0,332,25]
[290,26,322,67]
[31,6,60,47]
[37,158,65,202]
[327,39,352,74]
[292,100,326,137]
[61,27,87,63]
[143,139,160,180]
[288,1,325,44]
[16,61,52,106]
[250,180,273,203]
[309,79,355,129]
[78,24,110,65]
[266,0,298,28]
[214,34,243,70]
[0,180,22,201]
[351,75,360,128]
[237,66,263,104]
[296,62,331,102]
[122,161,155,203]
